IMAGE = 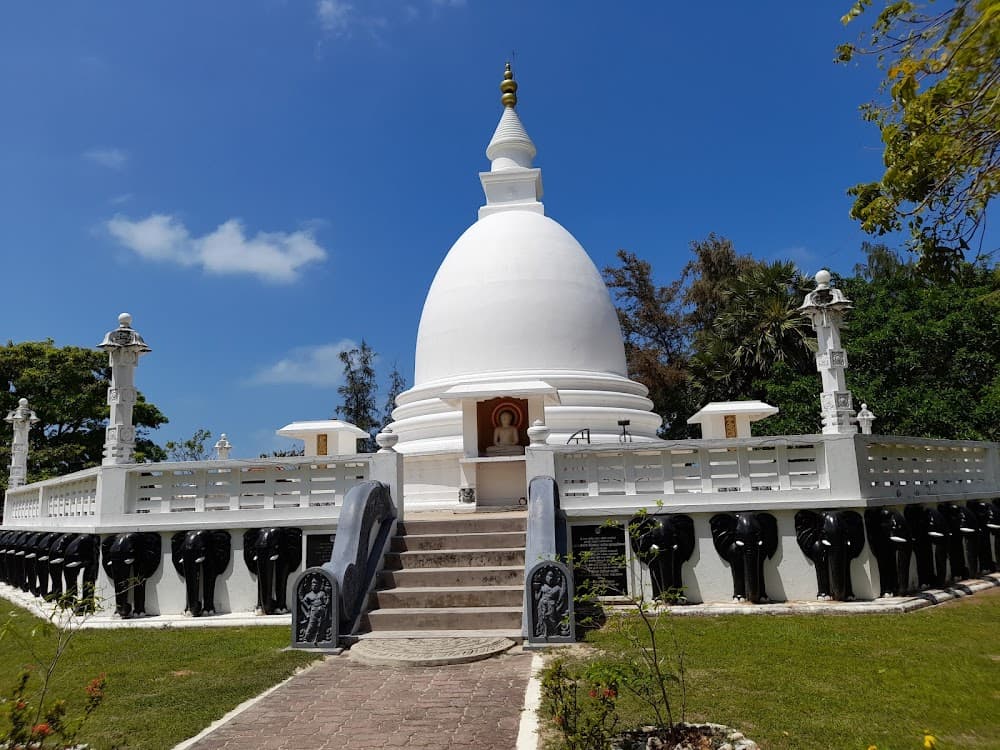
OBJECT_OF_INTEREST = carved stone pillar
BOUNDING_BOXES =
[798,270,857,435]
[98,313,151,465]
[5,398,39,488]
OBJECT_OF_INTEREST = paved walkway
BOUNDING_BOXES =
[183,650,535,750]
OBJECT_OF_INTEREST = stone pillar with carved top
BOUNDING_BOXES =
[5,397,39,488]
[798,270,857,435]
[98,313,151,465]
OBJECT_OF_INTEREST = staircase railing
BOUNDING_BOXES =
[523,475,575,644]
[322,480,397,638]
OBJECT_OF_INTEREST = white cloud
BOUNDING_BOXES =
[109,193,133,205]
[250,340,358,387]
[316,0,352,33]
[83,147,128,169]
[106,213,327,283]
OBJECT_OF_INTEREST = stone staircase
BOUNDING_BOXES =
[361,513,526,637]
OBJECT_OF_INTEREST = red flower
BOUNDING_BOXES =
[589,689,598,699]
[15,700,27,710]
[603,688,617,699]
[85,673,107,698]
[32,723,53,737]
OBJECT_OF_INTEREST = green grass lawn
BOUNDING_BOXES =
[554,588,1000,750]
[0,601,321,749]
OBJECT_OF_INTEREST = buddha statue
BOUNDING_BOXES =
[486,408,524,456]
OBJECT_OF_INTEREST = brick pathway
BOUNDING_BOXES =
[185,650,534,750]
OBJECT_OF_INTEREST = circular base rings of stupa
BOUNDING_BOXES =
[349,636,516,666]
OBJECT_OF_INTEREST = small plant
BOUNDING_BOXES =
[2,669,106,749]
[539,657,619,750]
[0,593,108,749]
[541,506,695,748]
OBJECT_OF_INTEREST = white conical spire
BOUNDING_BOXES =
[479,63,544,218]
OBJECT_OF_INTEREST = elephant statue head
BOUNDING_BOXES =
[0,531,11,585]
[937,503,980,579]
[710,512,778,603]
[243,528,302,615]
[18,532,44,593]
[62,534,100,614]
[794,510,864,601]
[32,533,59,599]
[44,533,75,602]
[171,530,231,616]
[903,504,950,588]
[628,513,695,602]
[966,501,999,574]
[7,531,29,588]
[864,507,913,597]
[101,532,162,618]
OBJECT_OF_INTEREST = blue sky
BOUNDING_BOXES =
[1,1,978,458]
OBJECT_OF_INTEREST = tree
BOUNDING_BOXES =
[692,260,814,403]
[0,340,167,491]
[335,340,378,452]
[840,248,1000,440]
[602,250,694,437]
[838,0,999,275]
[381,364,407,428]
[165,428,213,461]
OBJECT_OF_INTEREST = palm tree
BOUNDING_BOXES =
[693,260,814,401]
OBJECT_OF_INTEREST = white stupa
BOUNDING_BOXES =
[390,64,662,508]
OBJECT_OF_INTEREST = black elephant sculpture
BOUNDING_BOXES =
[45,533,75,602]
[62,534,100,613]
[710,512,778,603]
[628,513,695,601]
[32,532,59,599]
[938,503,980,579]
[243,528,302,615]
[0,530,15,584]
[904,504,950,588]
[18,532,42,593]
[101,532,162,618]
[0,531,10,584]
[966,501,999,573]
[171,530,231,616]
[864,507,913,597]
[794,510,864,601]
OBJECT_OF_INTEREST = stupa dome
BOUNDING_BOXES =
[413,210,627,387]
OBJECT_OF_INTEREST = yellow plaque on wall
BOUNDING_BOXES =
[724,415,737,438]
[317,433,328,456]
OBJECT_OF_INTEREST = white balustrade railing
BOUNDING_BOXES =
[545,433,999,509]
[856,436,999,499]
[554,437,824,500]
[1,468,100,521]
[126,457,369,514]
[1,452,406,530]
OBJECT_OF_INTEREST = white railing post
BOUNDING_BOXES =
[370,450,404,520]
[95,465,128,524]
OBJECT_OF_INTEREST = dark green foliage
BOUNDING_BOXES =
[605,238,1000,440]
[0,341,167,492]
[335,339,379,452]
[838,0,999,275]
[164,428,213,462]
[841,250,1000,440]
[381,364,407,429]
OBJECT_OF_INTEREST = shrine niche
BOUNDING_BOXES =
[477,397,528,456]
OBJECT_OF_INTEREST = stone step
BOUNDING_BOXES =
[371,585,523,609]
[390,531,525,552]
[384,548,525,570]
[379,565,524,588]
[397,517,526,535]
[364,606,523,631]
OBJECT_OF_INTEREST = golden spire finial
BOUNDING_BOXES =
[500,61,518,108]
